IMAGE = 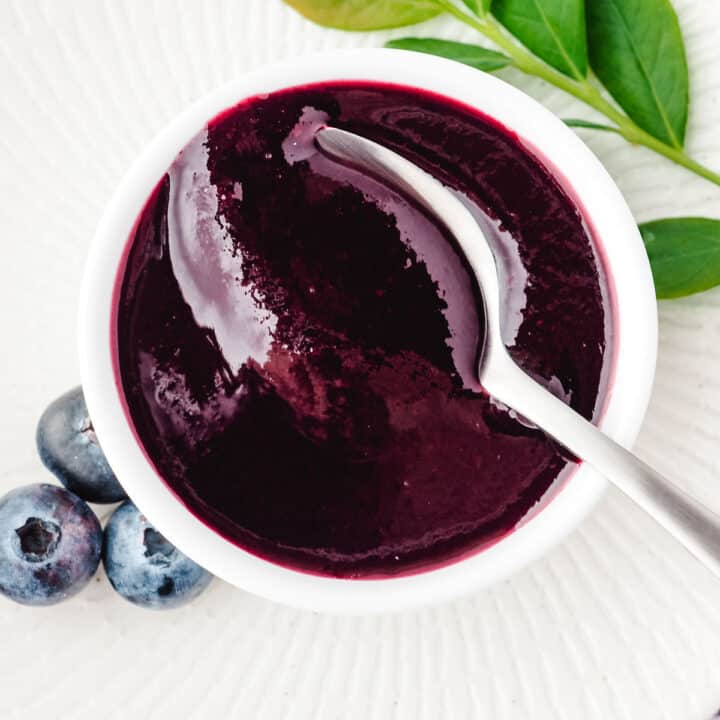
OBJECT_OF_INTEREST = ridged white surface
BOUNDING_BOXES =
[0,1,719,718]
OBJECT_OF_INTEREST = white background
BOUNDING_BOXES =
[1,1,719,718]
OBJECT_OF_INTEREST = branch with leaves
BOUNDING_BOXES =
[283,0,720,299]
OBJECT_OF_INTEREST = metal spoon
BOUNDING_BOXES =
[315,125,720,577]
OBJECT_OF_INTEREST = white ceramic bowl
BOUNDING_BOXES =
[79,49,657,614]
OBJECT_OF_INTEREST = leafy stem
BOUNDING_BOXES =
[282,0,720,298]
[435,0,720,186]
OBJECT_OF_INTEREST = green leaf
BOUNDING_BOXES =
[563,118,620,134]
[639,218,720,298]
[459,0,481,14]
[385,38,512,71]
[586,0,688,149]
[491,0,588,79]
[281,0,442,30]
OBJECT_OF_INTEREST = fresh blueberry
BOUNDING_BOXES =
[0,484,102,606]
[36,386,126,504]
[103,501,212,610]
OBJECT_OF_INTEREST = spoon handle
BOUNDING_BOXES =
[487,356,720,578]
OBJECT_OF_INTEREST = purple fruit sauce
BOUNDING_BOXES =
[114,82,612,578]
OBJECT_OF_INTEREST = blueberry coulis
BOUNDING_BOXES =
[115,82,611,578]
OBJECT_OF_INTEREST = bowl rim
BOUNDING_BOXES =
[79,48,658,614]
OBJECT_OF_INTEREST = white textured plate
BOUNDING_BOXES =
[0,1,719,718]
